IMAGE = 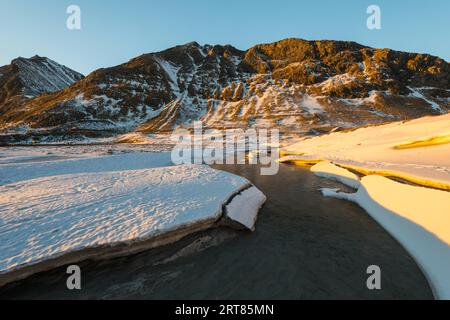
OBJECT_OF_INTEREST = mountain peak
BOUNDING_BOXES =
[181,41,200,48]
[11,55,45,65]
[0,56,84,118]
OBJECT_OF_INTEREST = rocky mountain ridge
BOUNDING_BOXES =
[1,39,448,143]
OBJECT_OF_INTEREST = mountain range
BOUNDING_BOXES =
[0,38,449,144]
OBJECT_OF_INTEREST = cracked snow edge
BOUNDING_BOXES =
[0,182,266,288]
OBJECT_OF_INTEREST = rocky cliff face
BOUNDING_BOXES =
[1,39,448,143]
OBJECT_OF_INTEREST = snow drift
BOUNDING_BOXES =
[0,153,266,287]
[280,113,450,190]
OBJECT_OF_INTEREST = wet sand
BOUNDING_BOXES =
[0,164,433,299]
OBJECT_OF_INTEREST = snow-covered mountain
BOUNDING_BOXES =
[1,39,449,143]
[0,56,83,122]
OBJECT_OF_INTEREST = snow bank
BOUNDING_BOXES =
[285,114,450,298]
[280,114,450,190]
[321,175,450,299]
[0,151,267,286]
[0,163,266,286]
[225,186,267,231]
[311,161,360,188]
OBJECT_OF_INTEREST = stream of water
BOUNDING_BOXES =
[0,163,433,299]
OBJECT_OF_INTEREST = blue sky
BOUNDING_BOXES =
[1,0,449,75]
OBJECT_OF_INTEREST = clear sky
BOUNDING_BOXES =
[1,0,449,75]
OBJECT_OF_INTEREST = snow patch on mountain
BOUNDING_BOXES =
[301,95,325,114]
[408,87,443,113]
[317,73,356,93]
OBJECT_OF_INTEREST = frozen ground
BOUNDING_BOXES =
[0,150,266,286]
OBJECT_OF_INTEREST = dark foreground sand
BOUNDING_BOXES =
[0,164,433,299]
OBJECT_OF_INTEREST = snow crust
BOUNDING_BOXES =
[225,186,267,231]
[0,151,266,282]
[311,161,360,188]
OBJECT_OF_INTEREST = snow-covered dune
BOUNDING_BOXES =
[280,113,450,190]
[0,152,266,287]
